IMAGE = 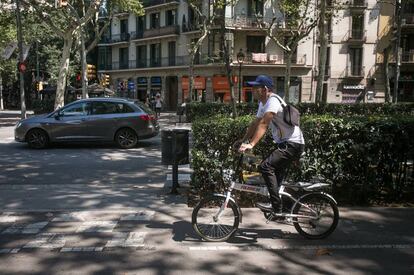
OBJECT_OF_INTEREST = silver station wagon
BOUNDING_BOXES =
[15,98,159,149]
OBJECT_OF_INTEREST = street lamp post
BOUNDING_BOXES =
[237,49,245,103]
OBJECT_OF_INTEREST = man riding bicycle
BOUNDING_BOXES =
[235,75,305,212]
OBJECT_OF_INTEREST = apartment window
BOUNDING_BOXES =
[150,43,161,67]
[120,19,128,34]
[168,41,176,66]
[136,16,145,33]
[166,10,176,26]
[136,45,147,68]
[119,47,129,69]
[351,14,364,39]
[247,0,264,16]
[349,47,363,76]
[98,47,112,70]
[246,35,265,53]
[150,13,160,29]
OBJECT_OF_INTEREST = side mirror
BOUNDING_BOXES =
[54,112,61,120]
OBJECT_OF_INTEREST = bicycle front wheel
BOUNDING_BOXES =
[293,193,339,239]
[192,195,240,242]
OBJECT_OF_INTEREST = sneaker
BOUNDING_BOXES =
[257,202,279,212]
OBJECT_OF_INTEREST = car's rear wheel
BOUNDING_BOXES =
[26,129,49,149]
[115,128,138,149]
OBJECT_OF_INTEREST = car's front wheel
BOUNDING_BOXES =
[115,128,138,149]
[26,129,49,149]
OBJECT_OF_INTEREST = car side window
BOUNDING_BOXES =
[61,102,91,117]
[117,103,135,113]
[92,102,118,115]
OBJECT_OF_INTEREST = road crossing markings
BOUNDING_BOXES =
[0,248,20,254]
[120,211,155,221]
[1,221,48,234]
[0,215,18,223]
[24,233,66,249]
[105,232,147,248]
[75,221,118,233]
[60,246,104,253]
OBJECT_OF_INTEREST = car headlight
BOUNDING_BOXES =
[15,121,22,128]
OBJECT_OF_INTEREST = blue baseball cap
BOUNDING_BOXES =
[247,75,274,89]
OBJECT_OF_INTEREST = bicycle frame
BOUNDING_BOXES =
[213,179,323,223]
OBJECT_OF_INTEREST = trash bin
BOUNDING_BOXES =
[161,129,189,165]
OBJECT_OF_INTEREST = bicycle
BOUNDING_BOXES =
[192,152,339,241]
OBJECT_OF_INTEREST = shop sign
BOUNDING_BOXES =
[137,77,147,86]
[213,76,230,90]
[343,85,365,90]
[151,76,162,86]
[182,76,206,90]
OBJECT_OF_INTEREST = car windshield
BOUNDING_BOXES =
[134,101,154,114]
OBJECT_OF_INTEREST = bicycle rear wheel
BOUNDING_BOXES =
[293,193,339,239]
[192,195,240,242]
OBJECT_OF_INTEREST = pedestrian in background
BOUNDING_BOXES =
[155,93,162,118]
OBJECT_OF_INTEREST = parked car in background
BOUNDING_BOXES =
[15,98,159,149]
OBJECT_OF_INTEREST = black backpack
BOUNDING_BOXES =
[270,94,300,127]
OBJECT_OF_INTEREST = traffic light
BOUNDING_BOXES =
[103,74,110,86]
[87,64,96,80]
[36,81,43,92]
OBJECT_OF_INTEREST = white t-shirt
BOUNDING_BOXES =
[256,94,305,145]
[155,98,162,108]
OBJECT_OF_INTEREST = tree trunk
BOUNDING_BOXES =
[383,47,391,103]
[284,51,293,102]
[54,34,74,110]
[80,31,89,99]
[315,0,327,105]
[188,53,195,103]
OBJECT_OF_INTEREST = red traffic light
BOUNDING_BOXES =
[76,74,81,81]
[17,62,27,73]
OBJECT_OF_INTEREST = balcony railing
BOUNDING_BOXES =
[345,65,365,77]
[225,16,299,30]
[99,33,130,44]
[143,25,180,38]
[108,55,226,70]
[346,29,367,42]
[350,0,368,8]
[402,51,414,63]
[238,53,307,65]
[402,14,414,26]
[130,31,144,40]
[142,0,179,8]
[182,23,200,33]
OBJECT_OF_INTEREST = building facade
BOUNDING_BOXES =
[97,0,402,110]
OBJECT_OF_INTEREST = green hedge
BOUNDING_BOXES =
[31,99,55,114]
[185,102,414,122]
[191,115,414,205]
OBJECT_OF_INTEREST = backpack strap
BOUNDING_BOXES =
[270,94,287,108]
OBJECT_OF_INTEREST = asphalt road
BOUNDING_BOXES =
[0,110,413,275]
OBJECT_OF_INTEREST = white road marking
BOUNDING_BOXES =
[188,244,414,251]
[24,233,66,249]
[2,222,48,234]
[105,232,146,248]
[52,213,86,222]
[76,221,117,233]
[166,174,191,181]
[0,215,18,223]
[120,211,155,221]
[60,246,103,253]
